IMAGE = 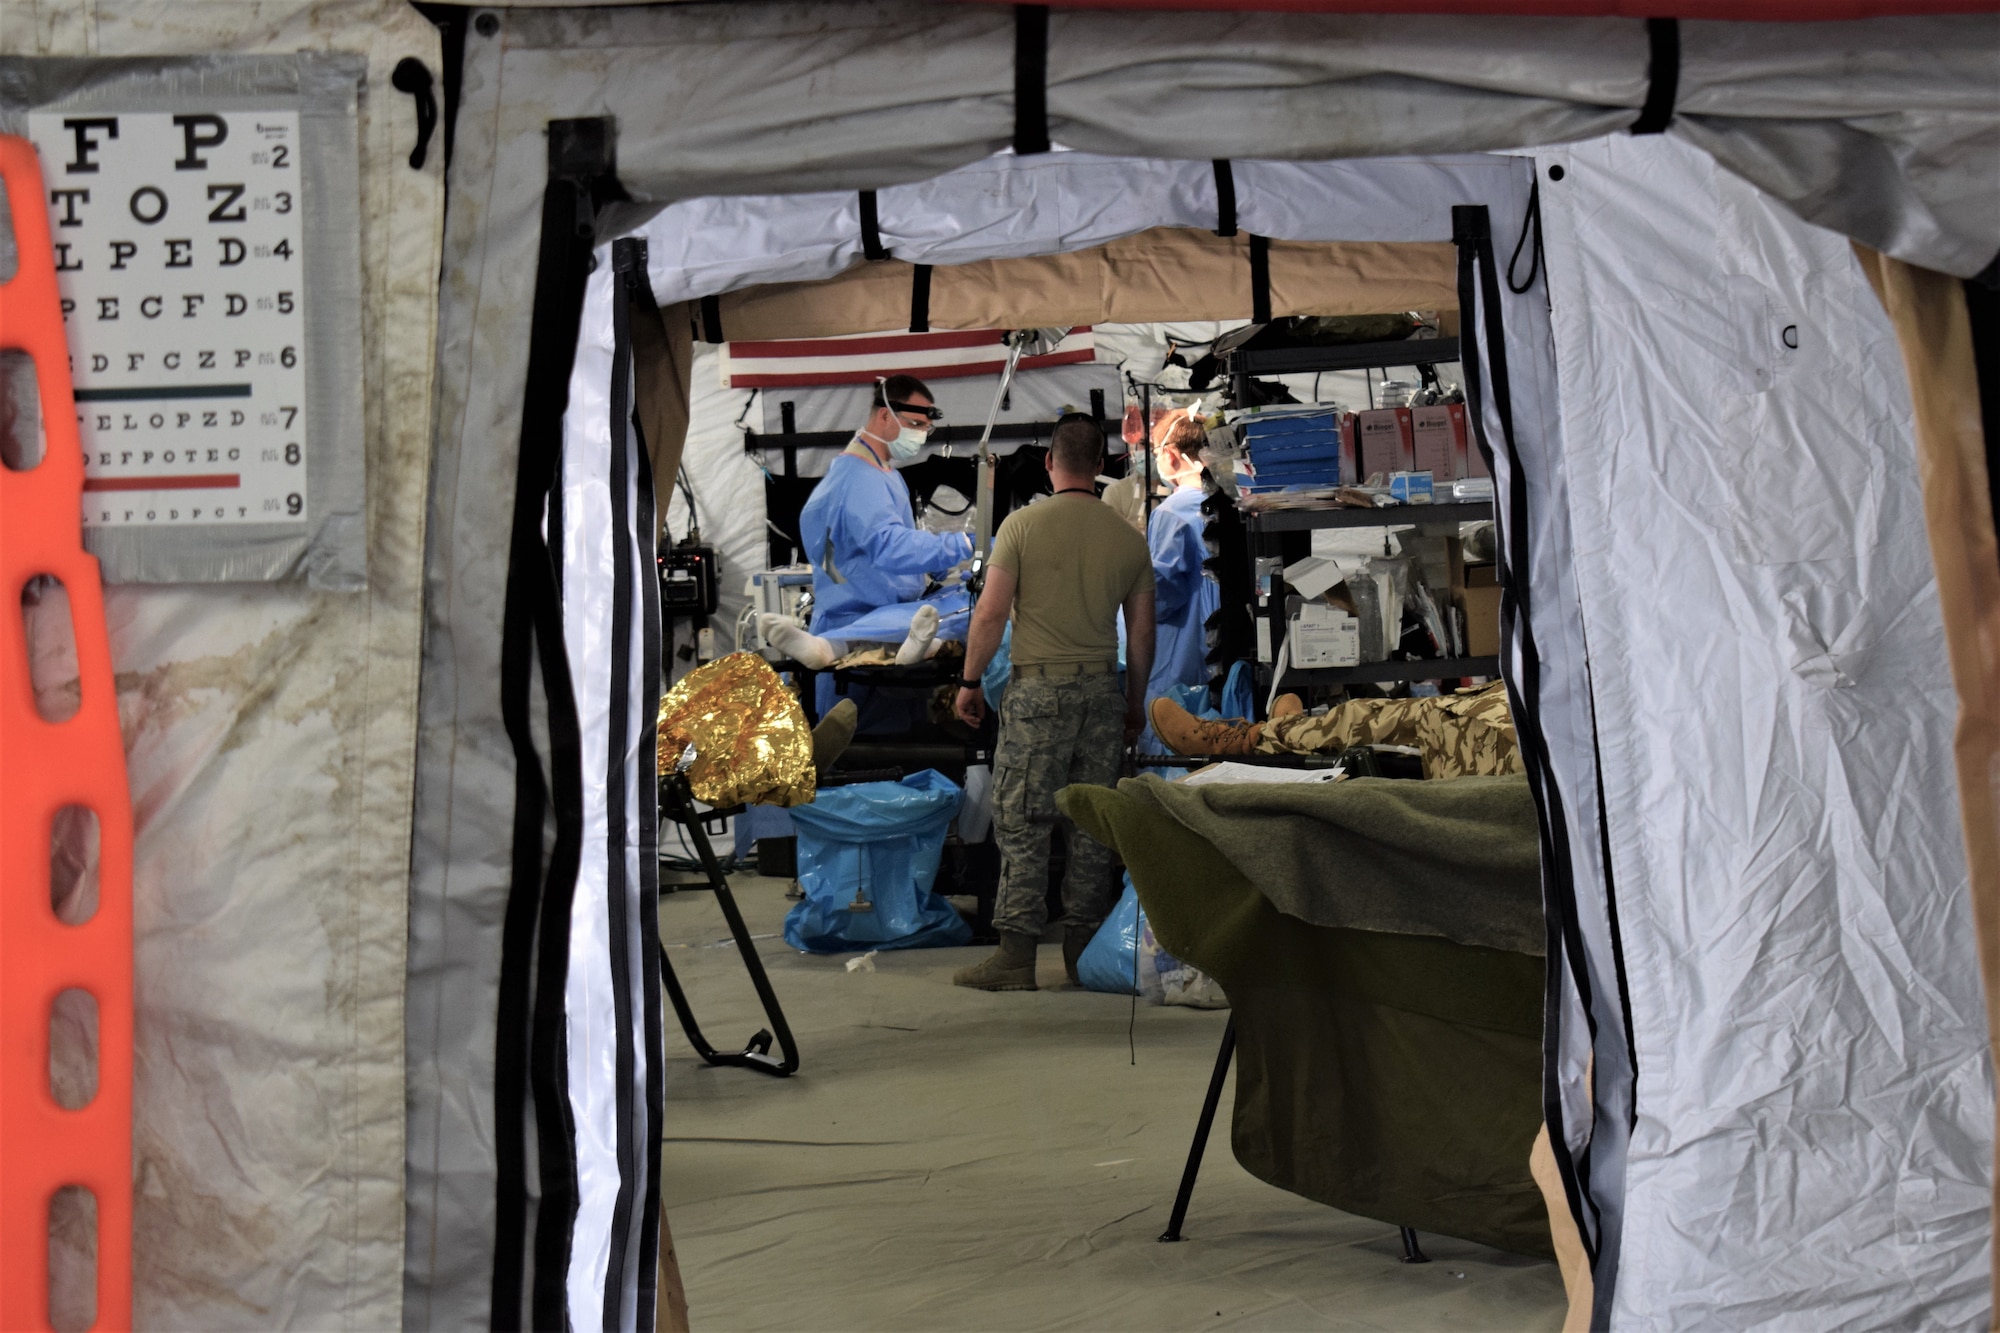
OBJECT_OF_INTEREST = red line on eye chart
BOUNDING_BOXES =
[83,474,242,492]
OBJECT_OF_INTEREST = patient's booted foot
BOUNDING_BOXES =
[1150,696,1260,757]
[895,603,941,666]
[811,698,858,777]
[1270,693,1305,720]
[953,931,1039,991]
[761,615,839,669]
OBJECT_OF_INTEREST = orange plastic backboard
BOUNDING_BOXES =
[0,133,135,1332]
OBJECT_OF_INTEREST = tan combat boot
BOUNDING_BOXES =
[953,932,1039,991]
[1149,697,1261,757]
[1270,693,1305,720]
[810,697,858,776]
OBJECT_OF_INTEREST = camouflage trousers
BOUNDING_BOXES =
[1257,681,1523,780]
[990,674,1126,938]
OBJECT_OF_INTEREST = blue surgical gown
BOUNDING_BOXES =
[798,449,973,643]
[1139,485,1219,752]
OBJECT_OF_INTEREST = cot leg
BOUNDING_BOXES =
[1159,1016,1237,1242]
[1399,1226,1430,1264]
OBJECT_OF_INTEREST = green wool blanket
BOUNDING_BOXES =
[1059,775,1552,1259]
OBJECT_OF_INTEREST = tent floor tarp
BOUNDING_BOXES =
[659,874,1569,1330]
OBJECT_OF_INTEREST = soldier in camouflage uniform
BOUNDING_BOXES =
[988,673,1129,933]
[950,417,1157,991]
[1151,681,1522,780]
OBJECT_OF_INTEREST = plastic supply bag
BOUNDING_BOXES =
[1076,880,1144,994]
[1161,660,1255,726]
[1076,876,1229,1009]
[783,769,973,953]
[1141,918,1230,1009]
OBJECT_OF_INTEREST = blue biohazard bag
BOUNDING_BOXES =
[783,769,973,953]
[1077,874,1230,1008]
[1076,878,1144,995]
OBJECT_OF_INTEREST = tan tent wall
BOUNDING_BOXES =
[1857,248,2000,1317]
[712,228,1458,338]
[644,228,1457,502]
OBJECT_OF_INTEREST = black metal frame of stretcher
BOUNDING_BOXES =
[1140,747,1428,1264]
[656,771,800,1076]
[1156,1016,1429,1264]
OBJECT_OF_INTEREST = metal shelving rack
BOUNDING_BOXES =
[1222,334,1496,701]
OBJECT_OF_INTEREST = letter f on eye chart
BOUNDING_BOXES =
[26,110,310,529]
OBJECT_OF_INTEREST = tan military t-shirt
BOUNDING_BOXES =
[990,493,1155,667]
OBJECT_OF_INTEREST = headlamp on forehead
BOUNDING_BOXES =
[886,398,944,421]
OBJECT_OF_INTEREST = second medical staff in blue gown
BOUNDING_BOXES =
[1139,411,1220,751]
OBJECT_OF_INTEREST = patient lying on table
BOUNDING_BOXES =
[1149,681,1523,781]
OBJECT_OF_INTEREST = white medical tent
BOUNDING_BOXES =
[7,2,1998,1330]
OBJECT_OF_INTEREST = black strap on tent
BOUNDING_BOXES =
[1248,234,1272,324]
[495,115,618,1333]
[390,58,438,170]
[859,189,891,261]
[1630,17,1680,135]
[1507,180,1544,295]
[616,256,671,1333]
[1014,4,1051,155]
[1212,160,1238,238]
[699,294,725,344]
[909,264,933,333]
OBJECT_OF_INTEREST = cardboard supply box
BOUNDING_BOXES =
[1353,407,1414,480]
[1389,470,1435,504]
[1459,562,1501,657]
[1290,601,1361,668]
[1411,404,1461,480]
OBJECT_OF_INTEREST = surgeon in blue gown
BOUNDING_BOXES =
[773,375,973,728]
[1137,409,1221,752]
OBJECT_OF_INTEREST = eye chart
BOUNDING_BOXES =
[27,110,310,529]
[6,54,368,589]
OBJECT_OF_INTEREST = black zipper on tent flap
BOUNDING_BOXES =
[1630,18,1679,135]
[860,188,892,260]
[1584,681,1640,1136]
[1014,4,1051,155]
[622,266,669,1333]
[910,265,933,333]
[411,3,468,169]
[1212,160,1238,238]
[1249,234,1272,324]
[495,164,599,1333]
[1452,202,1601,1269]
[602,238,646,1332]
[699,294,725,345]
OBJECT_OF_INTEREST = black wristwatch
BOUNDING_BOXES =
[958,676,983,690]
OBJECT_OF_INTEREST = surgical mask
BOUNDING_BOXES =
[888,421,929,460]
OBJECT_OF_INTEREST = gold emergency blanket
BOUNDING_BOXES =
[656,652,816,808]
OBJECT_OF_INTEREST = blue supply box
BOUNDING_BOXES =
[1238,409,1344,492]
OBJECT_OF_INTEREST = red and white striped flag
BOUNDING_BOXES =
[719,327,1095,389]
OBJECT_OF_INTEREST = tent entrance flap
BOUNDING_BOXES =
[573,145,1619,1313]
